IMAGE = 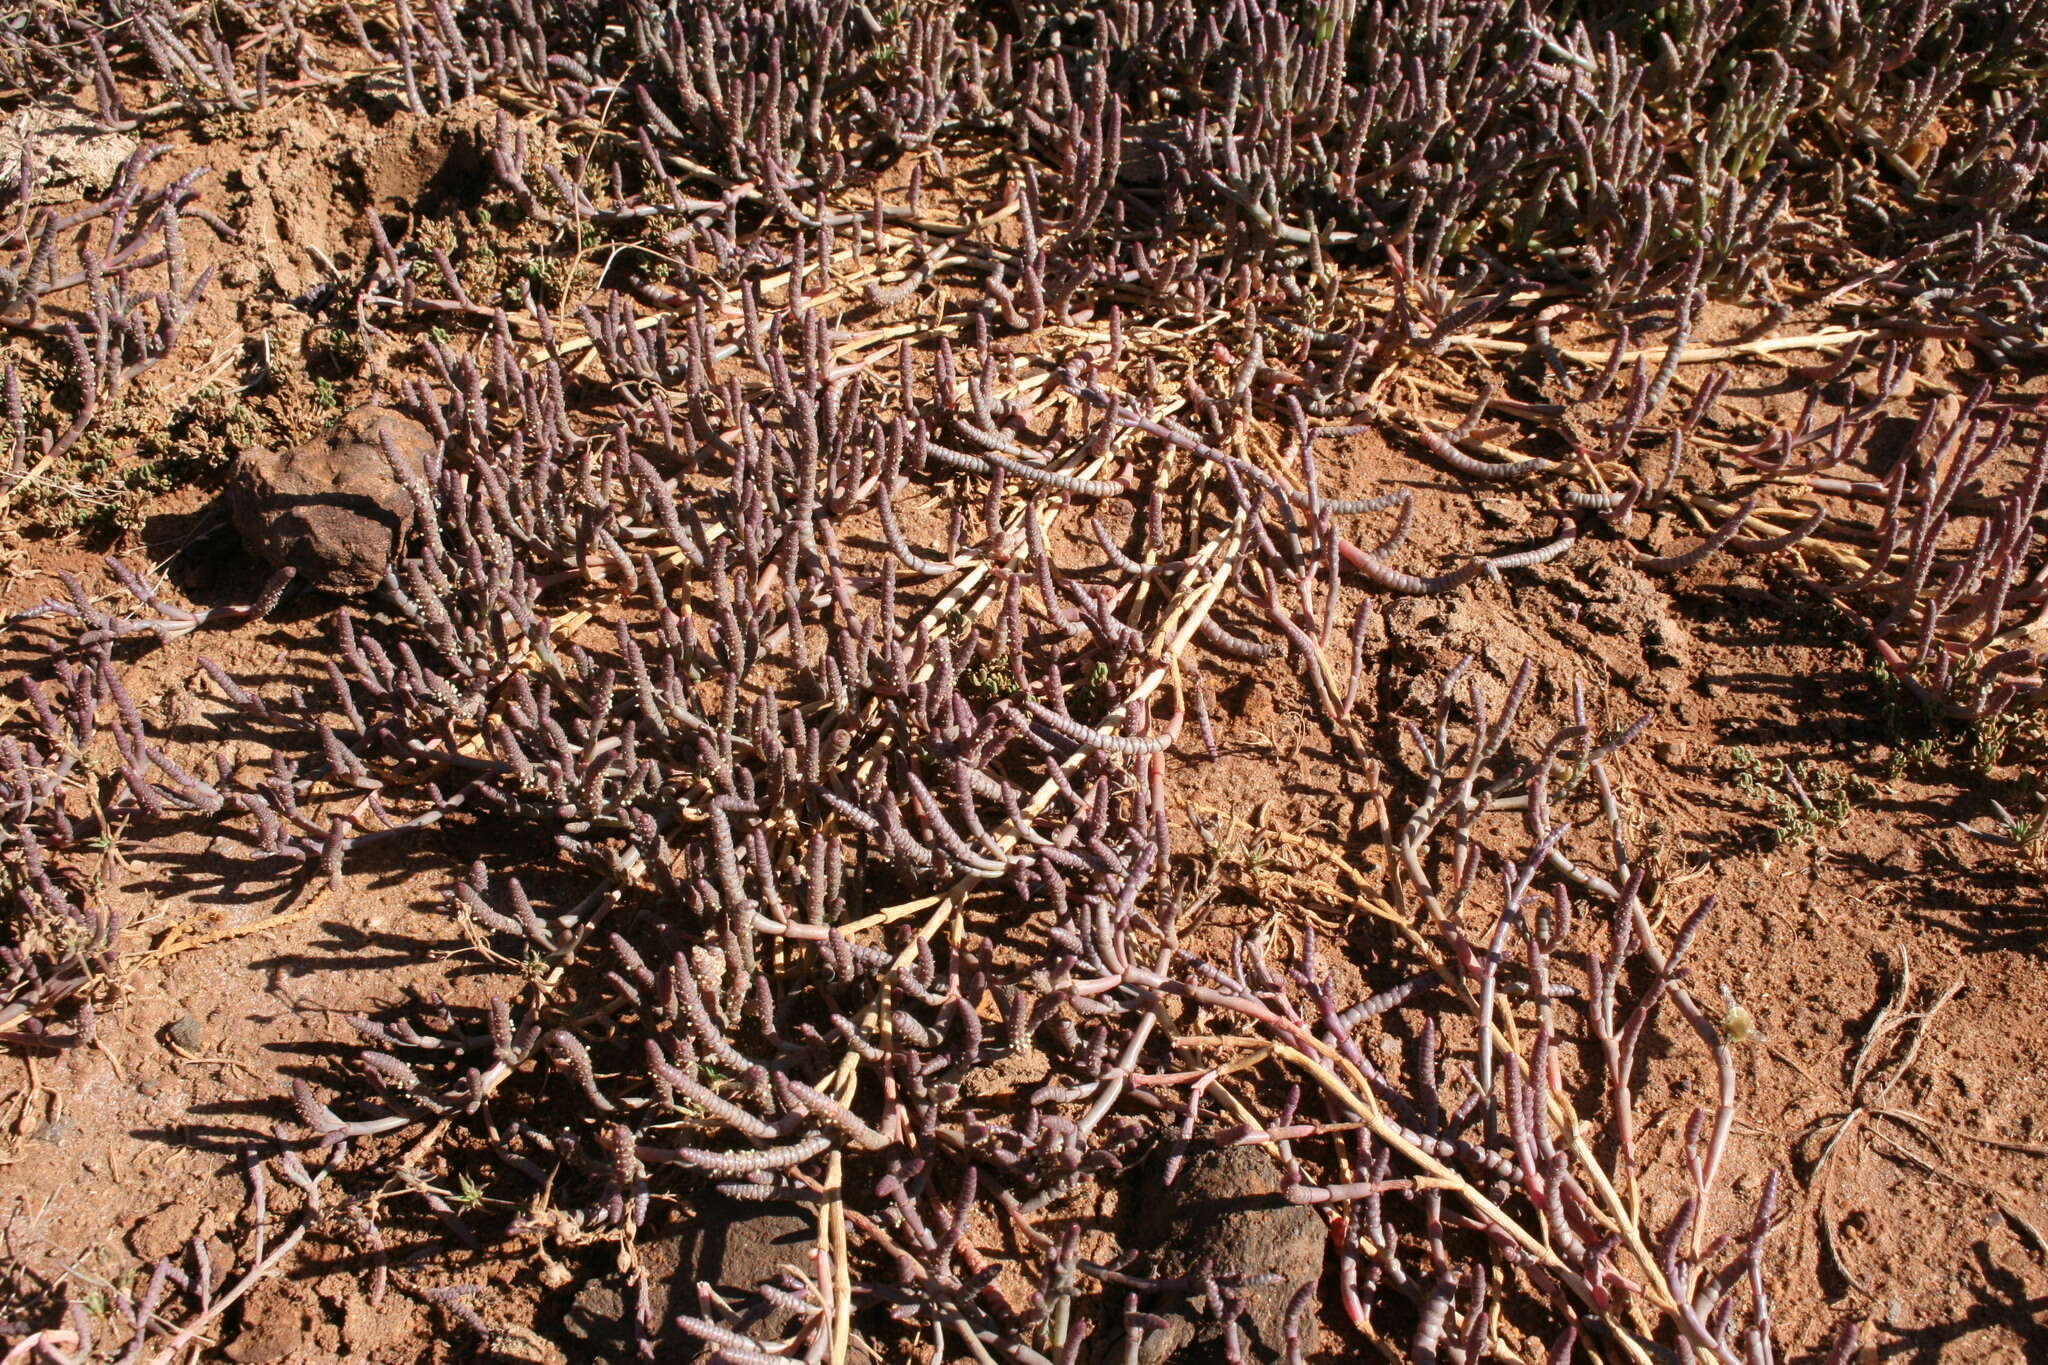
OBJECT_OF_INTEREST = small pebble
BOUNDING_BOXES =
[1476,497,1530,528]
[30,1116,78,1144]
[167,1013,205,1053]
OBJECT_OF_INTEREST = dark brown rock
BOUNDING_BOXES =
[165,1012,205,1053]
[1120,1142,1325,1364]
[559,1201,812,1362]
[229,405,432,592]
